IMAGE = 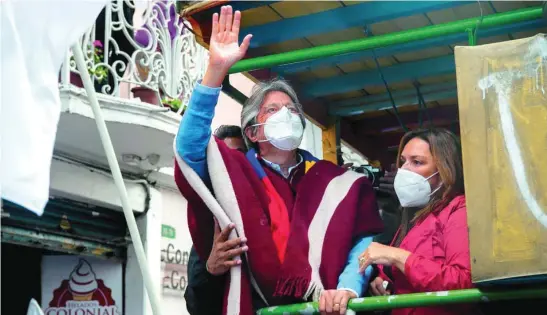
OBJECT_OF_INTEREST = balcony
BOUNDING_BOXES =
[56,0,207,174]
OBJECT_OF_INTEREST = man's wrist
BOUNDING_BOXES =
[205,260,223,277]
[337,288,359,298]
[202,65,228,88]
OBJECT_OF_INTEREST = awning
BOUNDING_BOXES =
[1,198,128,259]
[182,1,546,165]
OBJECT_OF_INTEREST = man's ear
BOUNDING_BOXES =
[244,126,257,142]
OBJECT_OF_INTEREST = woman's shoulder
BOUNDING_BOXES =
[437,194,467,221]
[447,194,466,210]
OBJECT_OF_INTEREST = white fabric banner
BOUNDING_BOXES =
[0,0,109,215]
[27,299,44,315]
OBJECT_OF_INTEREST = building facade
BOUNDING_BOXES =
[0,1,332,314]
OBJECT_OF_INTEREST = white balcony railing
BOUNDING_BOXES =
[59,0,208,114]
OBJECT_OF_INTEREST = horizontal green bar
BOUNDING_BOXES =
[257,288,547,315]
[229,6,543,74]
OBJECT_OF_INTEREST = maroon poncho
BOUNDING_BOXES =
[174,137,382,314]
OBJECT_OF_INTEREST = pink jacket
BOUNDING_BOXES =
[379,195,480,315]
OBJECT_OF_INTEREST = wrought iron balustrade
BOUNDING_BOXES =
[59,0,208,113]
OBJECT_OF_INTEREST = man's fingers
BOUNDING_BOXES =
[332,291,343,306]
[218,6,226,34]
[332,292,343,314]
[239,34,253,55]
[370,278,384,296]
[319,294,326,314]
[232,10,242,36]
[213,218,221,238]
[369,284,379,296]
[375,281,387,296]
[220,235,246,250]
[370,283,381,296]
[223,259,242,268]
[374,282,385,296]
[325,292,333,314]
[224,5,233,33]
[339,294,350,315]
[211,13,219,38]
[223,246,248,259]
[217,223,235,242]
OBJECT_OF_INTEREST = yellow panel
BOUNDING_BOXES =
[419,73,456,85]
[326,90,367,102]
[478,35,514,46]
[307,27,364,46]
[337,61,370,74]
[240,6,282,28]
[455,34,547,283]
[514,30,547,40]
[365,81,413,94]
[270,1,342,19]
[293,71,316,82]
[322,122,338,164]
[426,3,494,25]
[310,66,342,79]
[490,1,532,14]
[258,38,312,55]
[435,97,458,106]
[362,56,396,69]
[363,86,387,94]
[369,14,430,36]
[342,1,369,6]
[452,34,513,50]
[394,47,453,63]
[397,104,420,113]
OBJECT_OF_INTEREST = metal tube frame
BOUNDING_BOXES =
[257,287,547,315]
[228,6,543,74]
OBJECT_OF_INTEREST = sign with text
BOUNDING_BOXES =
[41,256,123,315]
[161,242,189,295]
[162,224,176,239]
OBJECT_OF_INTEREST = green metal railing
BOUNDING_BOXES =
[257,287,547,314]
[229,6,544,74]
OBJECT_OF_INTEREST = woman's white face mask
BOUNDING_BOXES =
[394,168,442,208]
[253,106,304,151]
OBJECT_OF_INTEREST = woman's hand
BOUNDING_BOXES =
[203,5,253,87]
[319,289,356,315]
[358,242,410,273]
[369,277,391,296]
[206,220,248,276]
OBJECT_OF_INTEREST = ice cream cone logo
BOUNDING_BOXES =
[46,258,118,314]
[68,259,98,301]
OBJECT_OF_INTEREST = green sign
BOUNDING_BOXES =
[161,224,176,239]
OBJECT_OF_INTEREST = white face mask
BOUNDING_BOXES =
[254,106,304,151]
[394,168,442,208]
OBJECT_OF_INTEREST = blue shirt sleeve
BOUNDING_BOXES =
[337,236,374,297]
[175,82,221,181]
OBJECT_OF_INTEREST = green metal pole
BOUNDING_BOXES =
[222,77,248,104]
[256,288,547,315]
[467,28,477,46]
[229,6,543,74]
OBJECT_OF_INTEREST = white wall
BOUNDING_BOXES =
[157,186,192,315]
[211,73,254,131]
[125,187,162,315]
[300,118,323,159]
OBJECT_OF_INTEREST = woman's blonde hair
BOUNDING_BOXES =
[394,128,465,245]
